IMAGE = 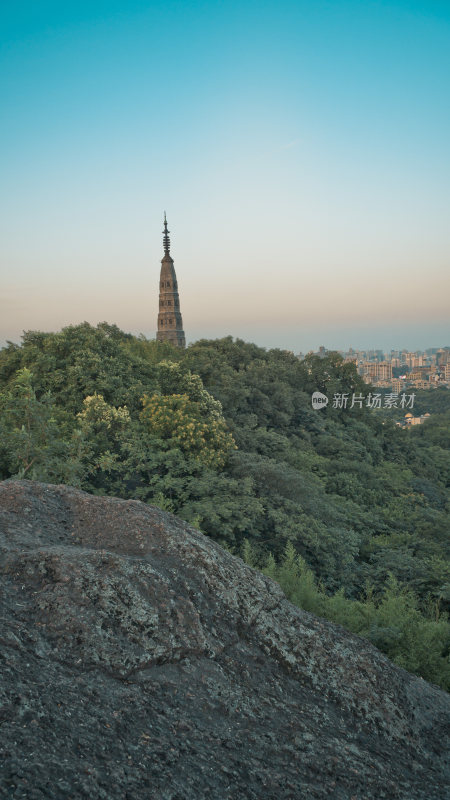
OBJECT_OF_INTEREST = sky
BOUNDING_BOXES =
[1,0,449,353]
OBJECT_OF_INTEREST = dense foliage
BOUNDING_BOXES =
[0,323,449,688]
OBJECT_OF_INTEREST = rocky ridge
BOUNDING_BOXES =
[0,480,449,799]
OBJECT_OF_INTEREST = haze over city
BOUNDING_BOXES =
[1,0,449,352]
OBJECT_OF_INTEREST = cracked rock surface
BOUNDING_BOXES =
[1,479,449,799]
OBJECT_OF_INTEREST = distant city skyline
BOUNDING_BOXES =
[1,1,449,352]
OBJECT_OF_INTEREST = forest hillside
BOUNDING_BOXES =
[0,322,448,688]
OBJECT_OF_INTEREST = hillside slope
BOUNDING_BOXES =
[1,480,449,800]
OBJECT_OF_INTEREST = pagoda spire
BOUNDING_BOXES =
[163,211,171,255]
[156,214,186,348]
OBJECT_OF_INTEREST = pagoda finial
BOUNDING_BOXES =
[163,212,170,255]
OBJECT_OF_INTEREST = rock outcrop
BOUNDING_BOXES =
[1,480,449,799]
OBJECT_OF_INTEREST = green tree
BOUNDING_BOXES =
[140,392,236,468]
[0,368,80,484]
[75,393,132,491]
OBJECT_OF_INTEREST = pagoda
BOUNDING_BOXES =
[156,214,185,348]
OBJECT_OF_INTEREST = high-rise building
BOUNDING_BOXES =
[361,361,393,382]
[392,378,405,394]
[156,214,185,348]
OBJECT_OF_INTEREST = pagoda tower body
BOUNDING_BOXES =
[156,214,186,348]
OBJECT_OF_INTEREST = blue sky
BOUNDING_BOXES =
[1,0,449,351]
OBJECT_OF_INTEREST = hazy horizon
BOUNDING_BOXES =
[1,316,448,356]
[1,1,449,353]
